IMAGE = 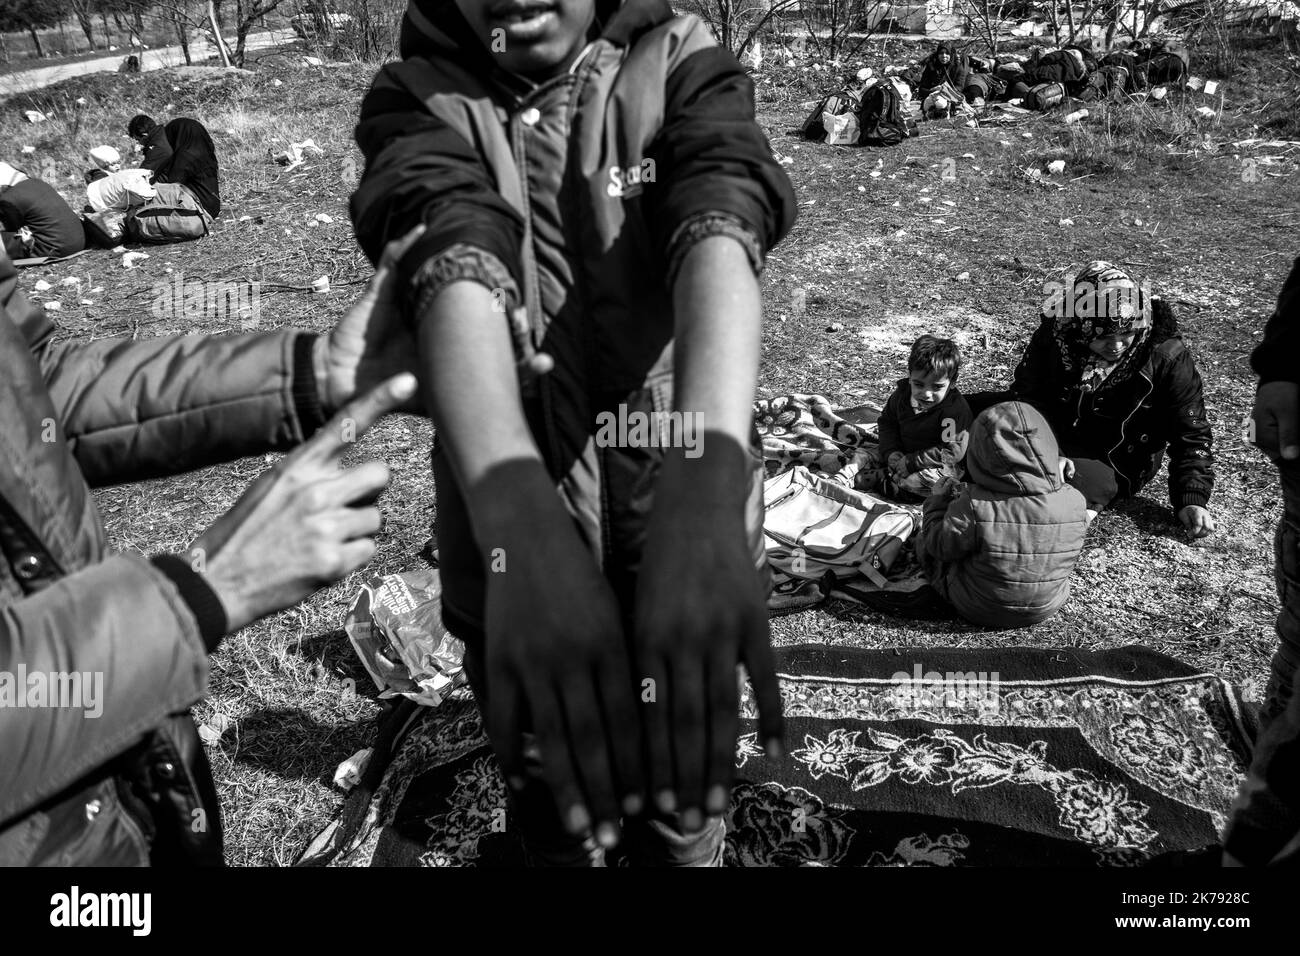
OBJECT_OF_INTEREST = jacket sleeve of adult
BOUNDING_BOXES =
[350,67,526,319]
[1160,342,1215,510]
[31,328,326,487]
[0,554,213,825]
[1252,255,1300,385]
[646,33,797,283]
[140,129,174,173]
[915,489,979,564]
[1010,318,1059,413]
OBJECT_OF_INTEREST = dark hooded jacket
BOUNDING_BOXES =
[0,178,85,259]
[917,43,968,98]
[139,124,174,173]
[877,378,973,472]
[350,0,795,642]
[1010,299,1214,512]
[916,401,1088,629]
[154,118,221,218]
[1252,255,1300,385]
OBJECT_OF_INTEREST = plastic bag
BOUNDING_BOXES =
[823,110,859,145]
[345,568,465,707]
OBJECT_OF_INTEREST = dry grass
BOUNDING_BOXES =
[2,35,1296,864]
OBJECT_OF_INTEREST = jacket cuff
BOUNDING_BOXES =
[1175,488,1211,510]
[665,212,765,287]
[409,243,521,323]
[150,554,228,653]
[292,333,329,436]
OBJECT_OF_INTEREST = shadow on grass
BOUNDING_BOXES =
[230,707,372,784]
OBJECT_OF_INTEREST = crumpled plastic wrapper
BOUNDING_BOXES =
[345,568,465,707]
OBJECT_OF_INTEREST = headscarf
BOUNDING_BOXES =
[1051,260,1153,394]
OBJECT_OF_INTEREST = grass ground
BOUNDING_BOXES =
[1,33,1296,865]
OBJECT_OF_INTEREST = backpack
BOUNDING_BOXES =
[859,81,918,146]
[82,210,127,248]
[124,183,214,244]
[1144,52,1188,86]
[801,88,862,141]
[1027,81,1066,111]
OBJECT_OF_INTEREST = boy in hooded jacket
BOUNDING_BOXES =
[915,401,1088,629]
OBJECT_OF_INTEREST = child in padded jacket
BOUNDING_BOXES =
[915,401,1088,629]
[349,0,795,866]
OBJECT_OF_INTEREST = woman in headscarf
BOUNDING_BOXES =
[916,43,969,101]
[153,118,221,219]
[1005,261,1216,537]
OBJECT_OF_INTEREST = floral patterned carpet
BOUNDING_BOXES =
[299,645,1255,867]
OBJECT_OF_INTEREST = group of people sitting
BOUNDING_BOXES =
[864,261,1213,631]
[0,113,220,261]
[901,37,1190,117]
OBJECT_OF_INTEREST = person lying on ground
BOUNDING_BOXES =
[915,401,1089,629]
[977,260,1215,535]
[916,42,969,101]
[152,118,221,219]
[351,0,794,866]
[0,243,422,867]
[873,334,972,501]
[0,177,85,260]
[128,114,174,173]
[1223,254,1300,862]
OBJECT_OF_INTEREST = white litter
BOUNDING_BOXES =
[44,301,61,312]
[1064,109,1089,124]
[1204,80,1219,95]
[314,213,333,224]
[1048,160,1066,174]
[60,276,81,287]
[303,55,324,66]
[333,748,372,791]
[20,145,35,154]
[22,110,46,124]
[1059,218,1074,227]
[956,272,971,281]
[311,276,331,293]
[121,251,150,269]
[33,279,52,292]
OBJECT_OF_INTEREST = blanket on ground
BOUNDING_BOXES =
[298,645,1253,867]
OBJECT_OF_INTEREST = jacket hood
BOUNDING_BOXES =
[967,401,1062,496]
[400,0,673,65]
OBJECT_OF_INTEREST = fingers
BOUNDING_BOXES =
[669,658,707,831]
[301,374,417,463]
[1277,402,1300,461]
[742,618,785,758]
[485,670,527,791]
[558,680,621,845]
[639,653,676,816]
[704,653,740,819]
[596,657,645,817]
[526,681,590,836]
[308,460,391,509]
[324,504,383,541]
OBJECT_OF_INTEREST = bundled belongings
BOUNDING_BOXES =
[1079,66,1130,103]
[962,72,1004,107]
[1026,81,1066,112]
[1099,50,1145,91]
[923,80,974,119]
[1142,51,1189,86]
[123,181,215,244]
[1026,48,1089,95]
[85,167,156,213]
[802,86,864,143]
[81,209,129,248]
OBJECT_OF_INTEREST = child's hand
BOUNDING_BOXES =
[931,475,958,498]
[632,454,783,830]
[1178,504,1215,540]
[481,489,644,848]
[1058,456,1076,483]
[888,451,909,481]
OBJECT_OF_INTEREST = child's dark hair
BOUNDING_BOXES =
[908,334,962,382]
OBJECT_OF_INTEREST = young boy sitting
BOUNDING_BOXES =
[915,401,1088,629]
[876,334,973,500]
[350,0,794,865]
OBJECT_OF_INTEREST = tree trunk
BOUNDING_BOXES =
[176,12,192,65]
[209,1,233,66]
[28,27,44,59]
[76,8,96,49]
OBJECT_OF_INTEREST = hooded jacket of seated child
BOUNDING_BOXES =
[916,401,1088,629]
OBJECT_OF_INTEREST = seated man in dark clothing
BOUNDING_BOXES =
[0,178,86,260]
[153,118,221,219]
[128,114,175,173]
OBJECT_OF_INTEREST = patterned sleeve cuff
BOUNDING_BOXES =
[408,243,522,324]
[665,212,765,287]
